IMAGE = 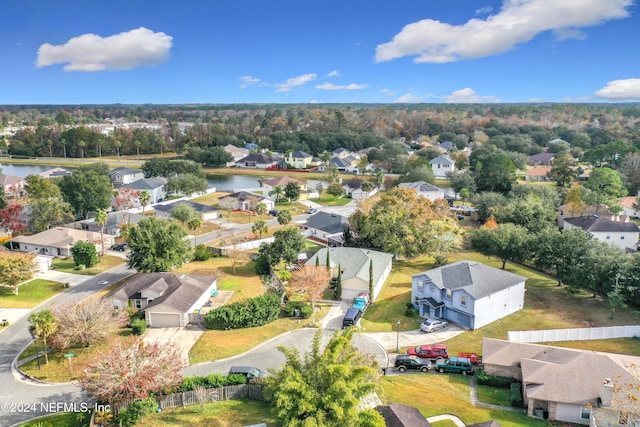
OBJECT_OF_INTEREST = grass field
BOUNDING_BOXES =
[19,411,91,427]
[310,193,352,206]
[51,255,124,276]
[139,399,279,427]
[0,279,64,308]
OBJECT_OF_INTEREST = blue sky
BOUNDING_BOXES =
[2,0,639,104]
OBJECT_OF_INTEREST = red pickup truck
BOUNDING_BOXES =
[457,352,480,364]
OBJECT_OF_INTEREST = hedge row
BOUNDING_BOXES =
[178,373,247,392]
[475,369,513,388]
[510,382,524,407]
[204,291,280,330]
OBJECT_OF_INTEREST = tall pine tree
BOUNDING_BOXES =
[368,259,374,303]
[334,263,342,301]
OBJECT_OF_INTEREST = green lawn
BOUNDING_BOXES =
[0,279,64,308]
[476,384,512,406]
[51,255,124,276]
[139,398,280,427]
[19,411,91,427]
[310,193,352,206]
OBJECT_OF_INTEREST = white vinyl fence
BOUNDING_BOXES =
[508,325,640,343]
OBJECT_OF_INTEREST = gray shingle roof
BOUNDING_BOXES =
[375,403,432,427]
[154,200,218,213]
[306,247,393,285]
[329,157,352,168]
[398,181,443,193]
[305,211,350,234]
[564,216,640,233]
[109,167,143,176]
[291,150,312,158]
[108,273,216,313]
[122,177,167,190]
[429,156,455,165]
[414,261,527,299]
[237,153,277,164]
[219,191,267,203]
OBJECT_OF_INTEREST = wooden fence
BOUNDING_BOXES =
[157,384,264,410]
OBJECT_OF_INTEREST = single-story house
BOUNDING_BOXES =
[68,212,144,236]
[154,200,221,221]
[482,338,640,425]
[286,150,313,169]
[398,181,446,201]
[306,247,393,302]
[122,177,168,204]
[329,156,357,172]
[304,210,351,246]
[109,167,145,188]
[528,152,555,166]
[107,273,218,327]
[263,176,308,200]
[556,203,613,228]
[8,227,113,257]
[524,166,551,181]
[235,153,279,169]
[223,144,250,166]
[411,261,527,329]
[218,191,274,212]
[562,216,639,251]
[429,156,455,179]
[38,167,72,178]
[438,141,454,152]
[342,179,378,201]
[0,174,26,198]
[375,403,433,427]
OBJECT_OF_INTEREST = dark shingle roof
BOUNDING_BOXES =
[237,153,277,164]
[564,216,640,233]
[154,200,218,214]
[291,150,312,158]
[219,191,267,203]
[329,157,351,168]
[414,261,527,299]
[107,273,216,313]
[122,177,167,190]
[109,167,143,176]
[529,152,555,162]
[305,211,350,234]
[375,404,432,427]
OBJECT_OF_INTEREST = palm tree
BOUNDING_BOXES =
[187,217,202,246]
[255,203,267,219]
[139,190,151,215]
[252,219,268,239]
[28,309,57,365]
[114,140,122,161]
[96,209,108,257]
[135,140,142,161]
[61,138,67,159]
[269,185,284,203]
[79,140,86,159]
[47,139,53,158]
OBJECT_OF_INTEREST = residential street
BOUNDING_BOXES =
[0,264,135,427]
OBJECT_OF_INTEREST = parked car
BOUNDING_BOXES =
[457,352,480,364]
[420,318,449,333]
[394,355,432,373]
[342,307,362,328]
[307,207,317,214]
[228,366,267,380]
[110,243,128,251]
[435,357,474,375]
[268,209,279,217]
[352,292,369,312]
[407,344,449,361]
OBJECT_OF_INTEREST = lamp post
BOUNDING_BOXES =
[396,320,401,353]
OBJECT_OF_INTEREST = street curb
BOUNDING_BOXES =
[355,331,390,370]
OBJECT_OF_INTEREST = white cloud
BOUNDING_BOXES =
[316,83,368,90]
[375,0,632,63]
[274,73,317,93]
[594,78,640,100]
[37,27,172,71]
[327,70,340,77]
[238,75,262,89]
[476,6,494,15]
[381,88,396,96]
[394,93,423,103]
[443,88,500,103]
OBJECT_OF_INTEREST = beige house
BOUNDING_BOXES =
[263,176,308,200]
[0,174,26,198]
[306,247,393,302]
[107,273,218,328]
[483,338,640,425]
[8,227,112,257]
[286,150,313,169]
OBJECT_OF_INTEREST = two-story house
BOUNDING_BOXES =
[411,261,527,329]
[562,216,640,251]
[287,150,313,169]
[109,167,145,188]
[429,156,456,179]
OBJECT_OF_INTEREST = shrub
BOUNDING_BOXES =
[284,301,312,318]
[404,302,415,316]
[70,241,98,268]
[475,369,513,388]
[117,398,158,427]
[433,254,449,267]
[178,373,247,392]
[204,291,281,330]
[131,318,147,335]
[510,382,524,407]
[193,244,212,261]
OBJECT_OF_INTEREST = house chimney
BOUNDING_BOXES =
[600,378,613,407]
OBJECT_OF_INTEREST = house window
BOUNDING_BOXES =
[430,284,435,292]
[621,235,625,239]
[460,295,467,306]
[446,289,452,300]
[580,405,591,419]
[417,281,424,293]
[135,300,142,309]
[606,234,611,240]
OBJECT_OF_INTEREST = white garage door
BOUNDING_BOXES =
[148,313,182,327]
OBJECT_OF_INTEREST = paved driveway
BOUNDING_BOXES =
[142,326,205,364]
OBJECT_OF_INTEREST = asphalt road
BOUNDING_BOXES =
[0,264,136,427]
[182,328,389,378]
